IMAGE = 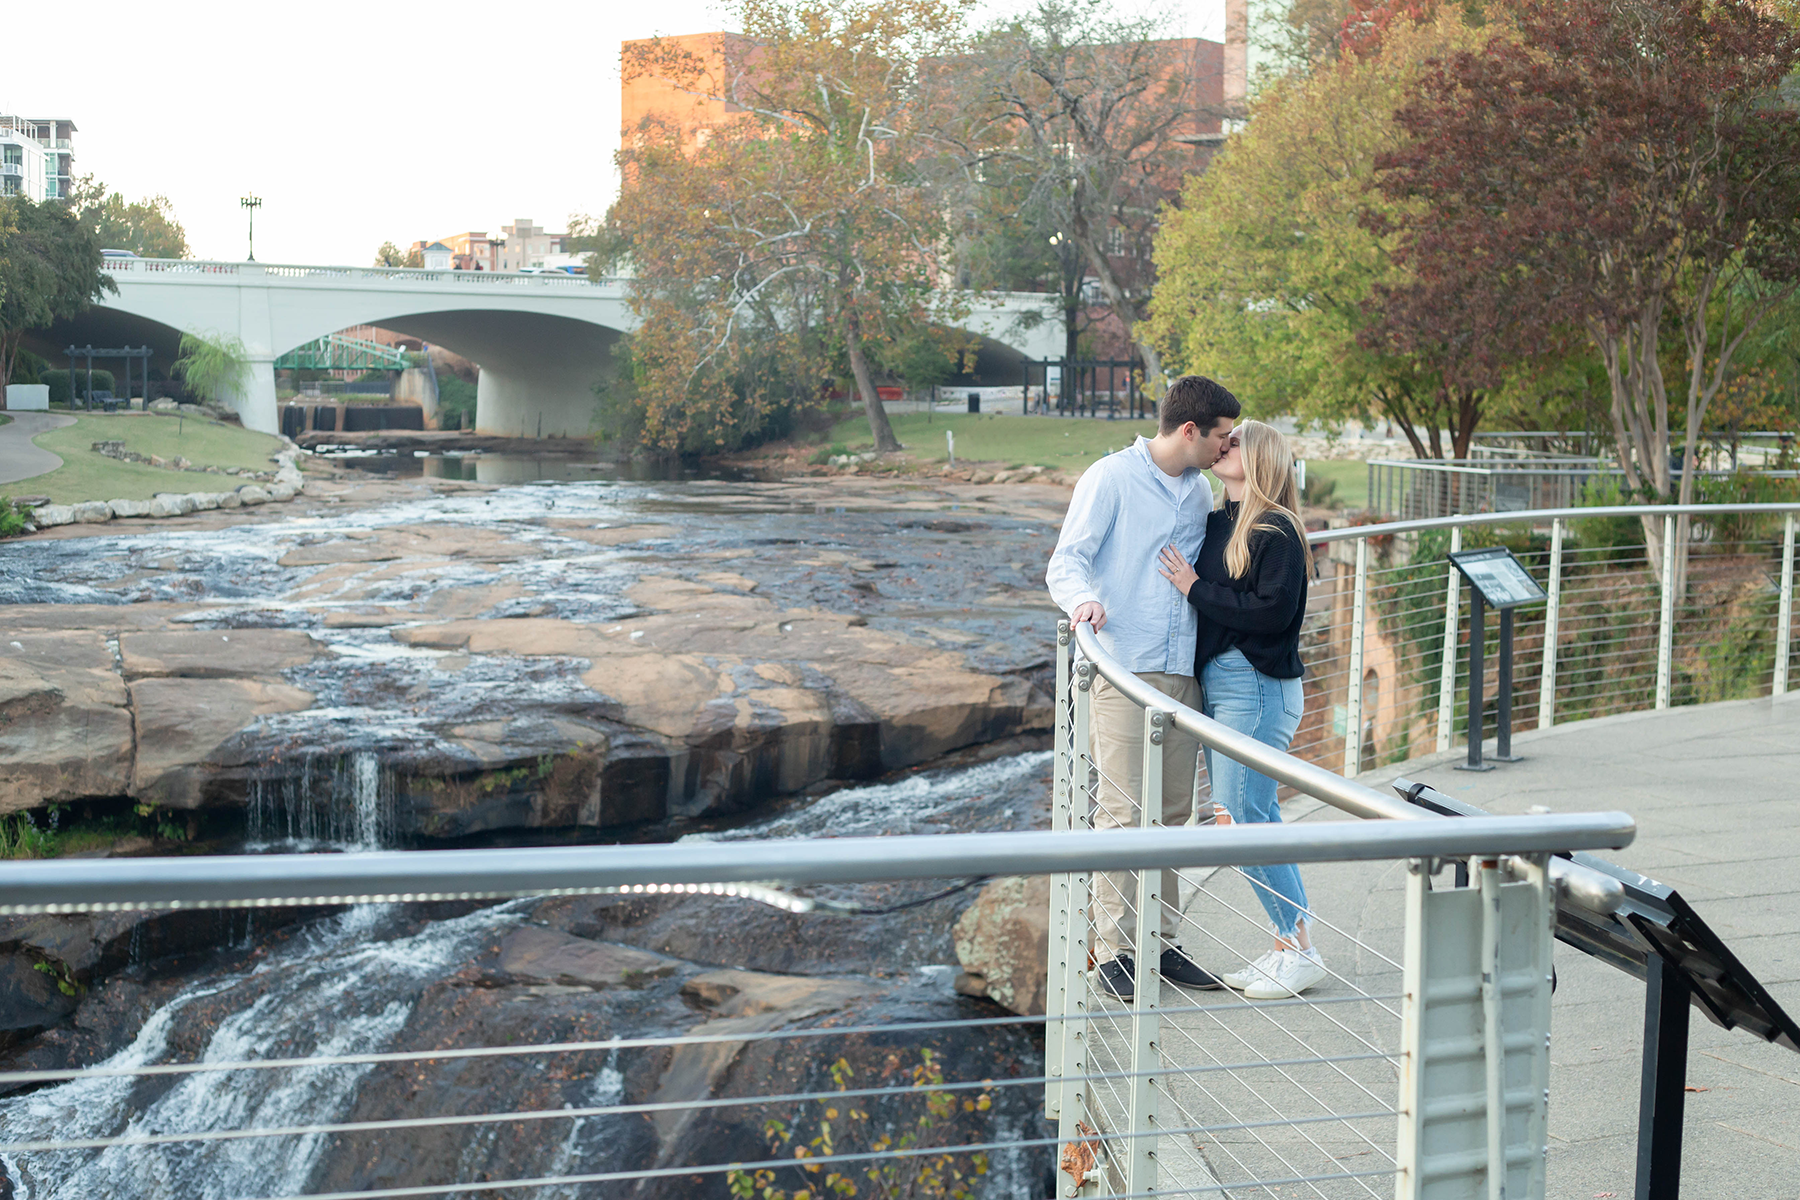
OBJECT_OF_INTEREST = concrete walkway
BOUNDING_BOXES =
[0,411,74,486]
[1137,694,1800,1198]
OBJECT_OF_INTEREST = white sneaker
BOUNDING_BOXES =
[1222,950,1284,991]
[1242,948,1328,1000]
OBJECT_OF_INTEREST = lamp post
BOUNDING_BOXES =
[240,194,262,262]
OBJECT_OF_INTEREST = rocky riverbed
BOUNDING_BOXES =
[1,467,1067,837]
[0,464,1074,1196]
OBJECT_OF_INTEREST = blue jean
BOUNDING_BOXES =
[1201,649,1309,938]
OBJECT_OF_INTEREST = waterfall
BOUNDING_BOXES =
[246,750,393,851]
[0,904,524,1200]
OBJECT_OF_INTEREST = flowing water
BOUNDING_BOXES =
[0,752,1050,1198]
[0,903,527,1200]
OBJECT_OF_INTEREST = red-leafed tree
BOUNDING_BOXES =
[1372,0,1800,584]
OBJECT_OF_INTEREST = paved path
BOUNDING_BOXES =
[0,411,73,485]
[1386,694,1800,1197]
[1091,695,1800,1198]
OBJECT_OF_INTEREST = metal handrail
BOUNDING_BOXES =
[0,814,1632,915]
[1307,500,1800,545]
[1070,624,1631,914]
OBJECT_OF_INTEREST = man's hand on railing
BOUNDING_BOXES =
[1071,601,1108,630]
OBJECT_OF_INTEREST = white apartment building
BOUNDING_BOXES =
[0,116,75,201]
[498,218,565,271]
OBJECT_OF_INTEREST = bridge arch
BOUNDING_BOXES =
[63,261,1059,438]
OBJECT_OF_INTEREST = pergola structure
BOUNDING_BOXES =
[63,344,154,409]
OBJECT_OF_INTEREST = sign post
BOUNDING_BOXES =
[1448,547,1548,771]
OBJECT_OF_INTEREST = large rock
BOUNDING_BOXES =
[953,874,1052,1016]
[30,504,76,527]
[0,955,79,1039]
[496,926,679,988]
[0,633,134,812]
[107,498,152,518]
[129,678,315,807]
[71,501,112,523]
[120,629,323,679]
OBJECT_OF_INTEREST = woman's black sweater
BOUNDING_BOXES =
[1184,500,1309,679]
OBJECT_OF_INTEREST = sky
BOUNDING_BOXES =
[4,0,1222,267]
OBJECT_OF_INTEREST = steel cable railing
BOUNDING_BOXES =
[0,814,1629,1200]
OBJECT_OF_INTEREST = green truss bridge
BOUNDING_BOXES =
[273,333,411,372]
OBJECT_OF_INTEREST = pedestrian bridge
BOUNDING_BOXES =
[70,258,1065,435]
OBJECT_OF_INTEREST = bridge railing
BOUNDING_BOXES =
[1276,502,1800,781]
[99,257,624,289]
[0,801,1632,1199]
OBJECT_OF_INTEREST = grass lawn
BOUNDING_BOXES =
[823,412,1159,472]
[1304,459,1369,510]
[20,413,290,504]
[822,413,1377,506]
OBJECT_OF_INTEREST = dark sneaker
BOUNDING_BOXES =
[1161,945,1224,990]
[1097,955,1135,1000]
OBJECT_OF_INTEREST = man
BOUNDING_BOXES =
[1045,375,1240,1000]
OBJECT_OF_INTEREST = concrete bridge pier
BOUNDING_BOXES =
[227,358,280,435]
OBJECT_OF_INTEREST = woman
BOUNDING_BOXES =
[1155,419,1323,1000]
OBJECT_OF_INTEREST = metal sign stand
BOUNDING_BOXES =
[1449,547,1545,771]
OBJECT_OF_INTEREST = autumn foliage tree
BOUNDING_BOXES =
[1147,6,1511,455]
[608,0,969,453]
[1373,0,1800,581]
[947,1,1219,384]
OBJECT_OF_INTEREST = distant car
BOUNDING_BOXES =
[553,264,586,275]
[100,249,140,259]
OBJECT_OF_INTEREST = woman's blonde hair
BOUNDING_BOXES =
[1222,419,1305,579]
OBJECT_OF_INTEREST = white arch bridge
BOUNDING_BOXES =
[50,258,1064,436]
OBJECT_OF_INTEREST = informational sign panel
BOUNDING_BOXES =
[1449,546,1547,609]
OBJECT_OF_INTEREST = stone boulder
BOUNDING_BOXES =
[30,504,75,527]
[496,926,679,988]
[120,629,323,679]
[217,490,242,508]
[129,678,316,807]
[237,485,270,506]
[107,498,152,519]
[70,501,112,524]
[953,874,1052,1015]
[0,632,134,812]
[187,492,221,511]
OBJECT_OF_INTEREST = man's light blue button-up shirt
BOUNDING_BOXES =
[1045,437,1213,675]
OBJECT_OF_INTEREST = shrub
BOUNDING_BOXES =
[0,497,30,538]
[1570,475,1647,558]
[1692,473,1800,550]
[40,368,116,405]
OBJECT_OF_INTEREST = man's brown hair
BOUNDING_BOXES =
[1158,375,1241,434]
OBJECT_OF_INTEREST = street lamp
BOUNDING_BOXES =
[240,194,262,262]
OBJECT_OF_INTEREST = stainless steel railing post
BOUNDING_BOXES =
[1345,537,1369,777]
[1125,707,1166,1196]
[1656,514,1677,710]
[1776,513,1795,697]
[1435,525,1464,752]
[1048,621,1074,1122]
[1537,518,1564,729]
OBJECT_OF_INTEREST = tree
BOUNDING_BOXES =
[1147,6,1511,457]
[173,331,250,405]
[373,241,409,268]
[948,1,1218,385]
[65,176,189,259]
[0,197,116,406]
[1374,0,1800,582]
[608,0,970,454]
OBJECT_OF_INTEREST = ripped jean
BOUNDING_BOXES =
[1201,649,1309,939]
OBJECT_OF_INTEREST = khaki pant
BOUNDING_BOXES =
[1087,671,1201,961]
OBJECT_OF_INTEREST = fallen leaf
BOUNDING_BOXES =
[1594,1192,1618,1198]
[1061,1121,1100,1188]
[1684,1085,1710,1093]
